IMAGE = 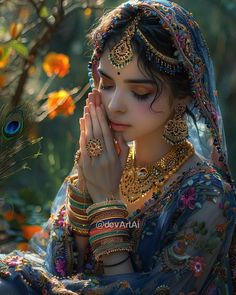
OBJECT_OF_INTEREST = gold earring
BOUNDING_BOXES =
[163,104,188,145]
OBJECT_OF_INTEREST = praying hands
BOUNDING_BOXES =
[78,89,129,203]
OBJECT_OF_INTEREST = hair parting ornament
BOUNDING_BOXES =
[106,11,181,75]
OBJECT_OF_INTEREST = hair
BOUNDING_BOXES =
[87,4,193,112]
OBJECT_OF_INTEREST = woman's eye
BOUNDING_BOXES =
[132,91,151,100]
[100,84,113,90]
[100,84,152,100]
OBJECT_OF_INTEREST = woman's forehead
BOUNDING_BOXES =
[99,50,146,79]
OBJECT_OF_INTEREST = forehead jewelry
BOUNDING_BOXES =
[108,14,180,73]
[108,16,140,69]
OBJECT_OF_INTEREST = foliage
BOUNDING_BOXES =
[0,0,104,251]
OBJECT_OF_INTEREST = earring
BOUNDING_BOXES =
[163,104,188,145]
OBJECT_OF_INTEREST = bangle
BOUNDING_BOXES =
[86,199,127,216]
[103,254,130,268]
[68,176,91,199]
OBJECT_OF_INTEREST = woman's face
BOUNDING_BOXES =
[97,49,176,142]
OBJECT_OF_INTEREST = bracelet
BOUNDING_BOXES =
[103,254,130,268]
[95,245,133,262]
[86,199,127,216]
[68,176,91,199]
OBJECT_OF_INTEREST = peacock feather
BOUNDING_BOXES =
[0,102,42,183]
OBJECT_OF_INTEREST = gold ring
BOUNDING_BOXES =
[86,138,103,157]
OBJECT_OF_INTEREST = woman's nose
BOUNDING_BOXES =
[107,90,126,113]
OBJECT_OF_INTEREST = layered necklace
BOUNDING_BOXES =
[119,140,194,203]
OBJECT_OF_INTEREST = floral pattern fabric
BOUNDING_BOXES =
[0,163,235,294]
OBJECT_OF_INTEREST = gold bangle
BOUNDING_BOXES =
[90,234,130,252]
[67,205,88,221]
[95,245,133,262]
[91,213,128,225]
[69,224,89,236]
[68,175,89,196]
[92,236,130,249]
[86,199,127,215]
[88,207,128,221]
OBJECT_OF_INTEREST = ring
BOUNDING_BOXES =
[86,138,103,157]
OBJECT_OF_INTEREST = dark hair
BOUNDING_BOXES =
[88,5,192,111]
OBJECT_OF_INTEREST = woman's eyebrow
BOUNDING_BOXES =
[97,68,156,84]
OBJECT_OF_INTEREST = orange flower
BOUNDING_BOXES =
[0,73,7,88]
[17,242,28,251]
[43,53,70,78]
[10,23,23,39]
[21,225,42,240]
[0,47,11,69]
[47,90,75,119]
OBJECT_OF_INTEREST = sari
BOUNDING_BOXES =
[0,1,235,294]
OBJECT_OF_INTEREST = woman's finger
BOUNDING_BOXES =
[93,89,101,106]
[88,92,95,105]
[84,109,93,142]
[79,118,90,168]
[89,102,102,139]
[96,105,116,157]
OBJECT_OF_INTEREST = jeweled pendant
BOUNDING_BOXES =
[137,167,148,178]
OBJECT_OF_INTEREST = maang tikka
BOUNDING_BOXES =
[163,104,189,145]
[108,13,180,74]
[108,16,140,69]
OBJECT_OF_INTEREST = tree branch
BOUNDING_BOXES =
[11,1,103,108]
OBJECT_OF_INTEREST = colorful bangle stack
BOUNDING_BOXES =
[66,175,93,237]
[86,199,133,262]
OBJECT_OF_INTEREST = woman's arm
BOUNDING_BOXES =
[45,171,92,278]
[72,167,90,266]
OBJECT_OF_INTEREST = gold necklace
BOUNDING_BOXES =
[119,140,194,203]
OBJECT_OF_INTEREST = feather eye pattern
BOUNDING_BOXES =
[0,103,42,183]
[2,107,24,140]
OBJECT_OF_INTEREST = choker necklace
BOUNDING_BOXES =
[119,140,194,203]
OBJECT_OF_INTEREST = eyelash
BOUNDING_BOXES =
[100,85,151,101]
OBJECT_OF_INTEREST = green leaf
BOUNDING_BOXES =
[9,40,29,58]
[39,6,49,18]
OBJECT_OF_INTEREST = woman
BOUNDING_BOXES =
[0,0,235,294]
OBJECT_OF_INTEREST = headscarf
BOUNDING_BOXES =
[31,0,236,262]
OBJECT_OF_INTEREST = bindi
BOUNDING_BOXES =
[117,72,120,75]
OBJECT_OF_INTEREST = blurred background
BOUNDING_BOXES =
[0,0,235,251]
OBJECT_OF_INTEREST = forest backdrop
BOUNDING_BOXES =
[0,0,235,251]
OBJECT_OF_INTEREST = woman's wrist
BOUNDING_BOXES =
[66,175,92,236]
[102,252,134,276]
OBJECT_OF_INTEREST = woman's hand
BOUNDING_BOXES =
[79,89,129,203]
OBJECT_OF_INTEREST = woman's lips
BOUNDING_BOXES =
[109,121,130,131]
